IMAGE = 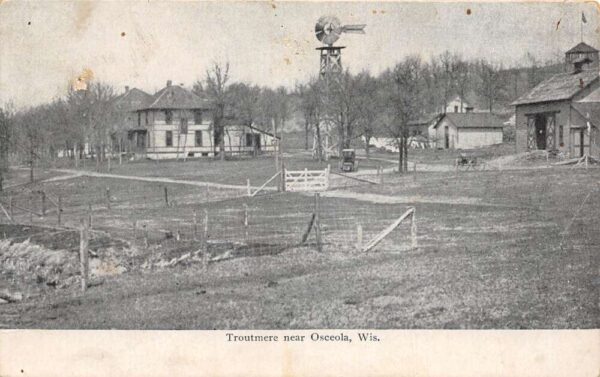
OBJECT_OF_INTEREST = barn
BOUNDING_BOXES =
[512,42,600,158]
[431,113,504,149]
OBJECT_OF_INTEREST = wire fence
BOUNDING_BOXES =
[0,172,418,270]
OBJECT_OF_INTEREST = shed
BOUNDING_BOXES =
[432,113,504,149]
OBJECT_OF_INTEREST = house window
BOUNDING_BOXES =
[194,111,203,124]
[137,112,141,127]
[180,118,188,134]
[246,133,254,147]
[454,105,459,113]
[145,111,149,125]
[165,110,173,125]
[165,131,173,147]
[195,131,203,146]
[559,125,564,147]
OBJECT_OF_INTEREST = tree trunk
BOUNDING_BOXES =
[397,137,403,174]
[315,121,323,162]
[364,134,371,159]
[304,121,309,150]
[29,144,34,183]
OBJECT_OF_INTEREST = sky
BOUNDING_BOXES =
[0,1,598,109]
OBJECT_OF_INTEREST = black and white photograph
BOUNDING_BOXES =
[0,0,598,338]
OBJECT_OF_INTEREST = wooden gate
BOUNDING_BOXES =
[284,166,330,192]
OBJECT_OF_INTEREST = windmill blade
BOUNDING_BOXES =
[341,24,366,34]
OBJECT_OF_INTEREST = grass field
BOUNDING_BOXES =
[0,149,598,329]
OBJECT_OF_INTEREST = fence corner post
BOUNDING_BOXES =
[410,208,418,250]
[314,193,322,253]
[79,218,89,292]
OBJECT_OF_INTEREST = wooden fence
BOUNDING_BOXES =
[284,166,330,192]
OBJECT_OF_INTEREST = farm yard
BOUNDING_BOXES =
[0,149,598,329]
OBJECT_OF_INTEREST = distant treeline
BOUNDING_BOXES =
[0,51,563,183]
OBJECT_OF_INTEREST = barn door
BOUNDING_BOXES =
[571,128,590,157]
[546,115,555,150]
[527,116,536,150]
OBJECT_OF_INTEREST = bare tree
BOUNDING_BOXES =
[475,59,504,113]
[386,56,425,173]
[353,72,381,158]
[199,62,230,160]
[0,107,11,191]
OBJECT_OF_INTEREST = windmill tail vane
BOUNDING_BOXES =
[341,24,366,34]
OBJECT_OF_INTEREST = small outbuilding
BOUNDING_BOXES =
[431,113,504,149]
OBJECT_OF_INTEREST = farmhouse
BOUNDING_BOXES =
[512,42,600,157]
[432,113,504,149]
[112,86,155,156]
[117,81,277,159]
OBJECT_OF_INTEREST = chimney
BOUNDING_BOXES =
[125,85,130,92]
[166,80,172,87]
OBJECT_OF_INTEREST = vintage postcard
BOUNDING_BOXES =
[0,1,598,376]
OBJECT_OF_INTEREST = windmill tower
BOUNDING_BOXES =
[312,16,365,160]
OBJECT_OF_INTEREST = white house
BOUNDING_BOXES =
[432,113,504,149]
[121,81,278,159]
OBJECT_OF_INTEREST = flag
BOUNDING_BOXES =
[582,11,587,23]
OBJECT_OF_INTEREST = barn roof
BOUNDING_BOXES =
[576,85,600,103]
[572,103,600,128]
[113,88,154,112]
[511,70,599,106]
[566,42,599,54]
[433,113,504,129]
[141,84,211,110]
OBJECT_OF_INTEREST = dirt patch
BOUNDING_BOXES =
[0,224,131,298]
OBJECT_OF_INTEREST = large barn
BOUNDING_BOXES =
[512,42,600,158]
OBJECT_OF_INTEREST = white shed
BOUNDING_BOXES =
[432,113,504,149]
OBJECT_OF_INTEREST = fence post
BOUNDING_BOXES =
[105,187,111,210]
[29,193,33,224]
[41,191,46,216]
[413,161,417,182]
[193,210,198,241]
[203,209,209,266]
[247,179,251,197]
[280,162,286,192]
[243,204,249,240]
[410,209,418,249]
[143,223,149,248]
[314,193,322,253]
[57,196,62,226]
[79,218,89,292]
[164,186,169,207]
[88,203,93,228]
[356,223,363,251]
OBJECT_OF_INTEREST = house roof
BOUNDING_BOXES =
[140,84,211,110]
[433,113,504,129]
[113,88,154,112]
[576,85,600,103]
[511,70,599,106]
[407,113,442,126]
[566,42,599,54]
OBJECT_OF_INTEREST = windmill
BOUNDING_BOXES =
[312,16,365,160]
[315,16,365,78]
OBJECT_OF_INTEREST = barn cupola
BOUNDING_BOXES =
[565,42,599,73]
